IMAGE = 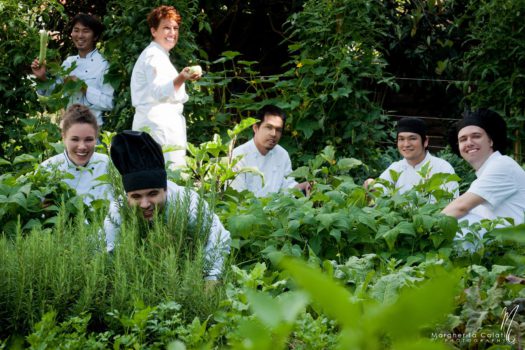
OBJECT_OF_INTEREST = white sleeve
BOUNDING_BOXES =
[145,54,189,104]
[468,165,516,208]
[281,153,298,190]
[103,199,122,252]
[229,151,248,192]
[84,60,114,112]
[186,190,230,279]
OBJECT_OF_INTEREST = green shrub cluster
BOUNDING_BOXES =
[0,194,225,338]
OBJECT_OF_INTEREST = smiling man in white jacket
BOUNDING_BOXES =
[442,109,525,225]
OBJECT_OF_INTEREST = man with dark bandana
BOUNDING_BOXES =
[365,117,458,196]
[442,109,525,225]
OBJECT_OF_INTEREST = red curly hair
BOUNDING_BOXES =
[147,5,181,29]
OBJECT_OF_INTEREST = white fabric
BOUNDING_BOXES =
[466,151,525,225]
[103,181,230,279]
[130,41,189,167]
[38,49,114,126]
[40,151,112,205]
[230,139,298,197]
[379,151,458,196]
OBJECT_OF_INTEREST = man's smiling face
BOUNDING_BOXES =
[397,132,428,166]
[126,187,167,221]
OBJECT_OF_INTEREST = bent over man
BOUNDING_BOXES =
[104,131,230,280]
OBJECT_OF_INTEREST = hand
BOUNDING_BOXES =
[363,178,375,190]
[296,181,312,196]
[31,58,47,80]
[64,75,78,83]
[181,66,202,81]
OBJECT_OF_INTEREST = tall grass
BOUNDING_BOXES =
[0,192,227,337]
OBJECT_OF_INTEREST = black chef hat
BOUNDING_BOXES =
[449,109,508,155]
[110,131,167,192]
[396,117,427,142]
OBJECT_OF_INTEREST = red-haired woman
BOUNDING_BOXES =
[130,5,201,168]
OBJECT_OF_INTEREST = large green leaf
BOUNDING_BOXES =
[374,269,461,341]
[280,257,360,329]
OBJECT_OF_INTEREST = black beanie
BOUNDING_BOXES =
[449,109,508,155]
[110,131,167,192]
[396,117,427,142]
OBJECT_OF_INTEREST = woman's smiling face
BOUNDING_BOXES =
[62,123,97,166]
[151,18,179,52]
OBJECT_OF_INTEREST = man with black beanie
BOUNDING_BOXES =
[442,109,525,225]
[364,117,458,196]
[104,130,230,280]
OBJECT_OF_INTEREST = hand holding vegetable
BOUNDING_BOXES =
[182,65,203,80]
[31,58,47,81]
[30,29,49,81]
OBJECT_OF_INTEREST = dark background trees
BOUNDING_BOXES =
[1,0,524,165]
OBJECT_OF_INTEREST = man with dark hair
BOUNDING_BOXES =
[442,109,525,224]
[31,13,114,126]
[365,117,458,195]
[104,131,230,280]
[230,105,311,197]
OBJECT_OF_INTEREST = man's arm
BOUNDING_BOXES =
[441,192,486,219]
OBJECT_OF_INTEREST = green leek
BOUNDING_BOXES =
[38,29,48,65]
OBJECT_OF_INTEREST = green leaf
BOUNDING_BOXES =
[230,117,258,137]
[378,222,415,251]
[295,119,320,139]
[336,158,362,171]
[167,341,186,350]
[246,289,282,329]
[375,269,461,340]
[13,154,38,165]
[221,50,241,59]
[289,166,310,179]
[280,257,360,329]
[228,214,260,238]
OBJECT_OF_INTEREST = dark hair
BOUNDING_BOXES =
[70,13,104,41]
[396,117,428,149]
[147,5,182,30]
[61,104,99,135]
[256,105,286,127]
[449,108,508,155]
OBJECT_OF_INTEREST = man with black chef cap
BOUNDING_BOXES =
[442,109,525,225]
[365,117,458,196]
[104,130,230,280]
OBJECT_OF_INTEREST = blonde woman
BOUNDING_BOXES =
[41,104,111,205]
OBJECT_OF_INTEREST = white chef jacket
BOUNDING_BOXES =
[466,151,525,225]
[103,181,230,279]
[40,151,112,205]
[38,49,114,126]
[130,41,189,167]
[379,151,458,196]
[230,139,298,197]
